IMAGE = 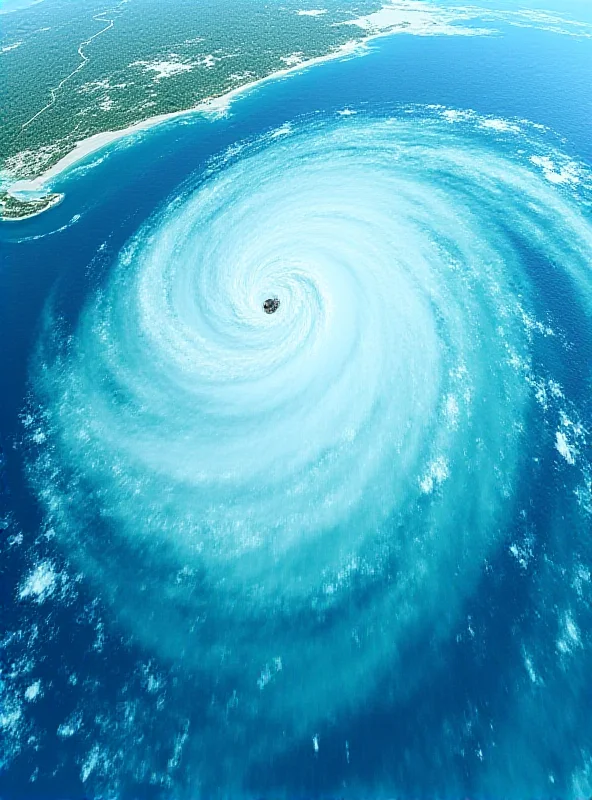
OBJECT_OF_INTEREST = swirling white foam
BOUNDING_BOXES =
[28,109,592,744]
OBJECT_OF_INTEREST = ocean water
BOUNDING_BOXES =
[0,0,46,14]
[1,19,592,800]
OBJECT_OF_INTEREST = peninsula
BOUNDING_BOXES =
[0,190,63,221]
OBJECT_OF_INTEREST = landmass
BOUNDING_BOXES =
[0,190,63,221]
[0,0,386,200]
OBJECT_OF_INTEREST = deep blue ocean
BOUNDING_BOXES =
[1,15,592,800]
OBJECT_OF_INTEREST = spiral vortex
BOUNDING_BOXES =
[29,109,592,742]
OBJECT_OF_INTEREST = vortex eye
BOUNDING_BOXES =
[263,297,280,314]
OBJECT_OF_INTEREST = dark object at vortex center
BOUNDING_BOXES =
[263,297,280,314]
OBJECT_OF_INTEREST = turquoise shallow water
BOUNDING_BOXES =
[0,0,45,13]
[1,21,592,800]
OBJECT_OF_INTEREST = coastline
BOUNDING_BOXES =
[0,192,64,222]
[3,1,505,218]
[6,39,365,202]
[3,0,587,220]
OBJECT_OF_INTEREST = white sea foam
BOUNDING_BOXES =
[18,562,57,603]
[1,41,23,53]
[556,430,576,465]
[24,681,41,702]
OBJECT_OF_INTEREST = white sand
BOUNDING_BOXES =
[8,40,362,196]
[8,0,530,200]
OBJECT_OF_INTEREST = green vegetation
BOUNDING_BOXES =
[0,0,382,184]
[0,190,63,219]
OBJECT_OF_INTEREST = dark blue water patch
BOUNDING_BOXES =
[0,519,186,799]
[503,225,592,413]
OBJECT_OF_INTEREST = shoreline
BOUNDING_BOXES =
[3,0,583,213]
[6,38,367,200]
[0,192,64,222]
[4,5,503,212]
[3,4,500,216]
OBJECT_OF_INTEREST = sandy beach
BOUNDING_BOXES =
[4,0,583,204]
[7,39,364,198]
